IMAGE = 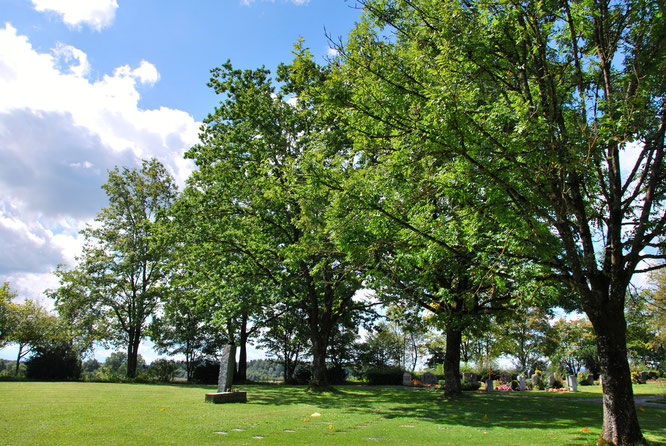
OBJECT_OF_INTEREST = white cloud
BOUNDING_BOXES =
[31,0,119,31]
[0,24,200,305]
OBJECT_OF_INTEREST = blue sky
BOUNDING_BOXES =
[0,0,362,363]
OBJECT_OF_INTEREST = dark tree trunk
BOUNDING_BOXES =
[126,330,141,378]
[587,303,647,445]
[15,344,23,376]
[310,334,329,389]
[444,326,462,397]
[236,312,248,382]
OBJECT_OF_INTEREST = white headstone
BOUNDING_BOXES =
[517,375,526,391]
[566,375,578,392]
[403,372,412,386]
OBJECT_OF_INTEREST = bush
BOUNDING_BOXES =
[438,379,446,388]
[510,380,519,390]
[25,343,82,381]
[145,359,177,382]
[366,366,405,385]
[193,360,219,384]
[290,365,312,385]
[461,380,481,391]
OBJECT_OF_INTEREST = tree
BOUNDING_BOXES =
[496,307,556,373]
[257,306,310,383]
[148,279,227,382]
[336,0,664,442]
[550,318,598,375]
[626,286,665,371]
[182,53,365,389]
[51,158,177,378]
[6,299,61,375]
[0,282,17,347]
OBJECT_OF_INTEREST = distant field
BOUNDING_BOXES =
[0,382,664,445]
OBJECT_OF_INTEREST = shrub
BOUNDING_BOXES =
[461,380,481,391]
[366,366,404,385]
[510,380,519,390]
[193,360,219,384]
[25,343,81,381]
[438,379,446,388]
[291,365,312,385]
[145,359,177,382]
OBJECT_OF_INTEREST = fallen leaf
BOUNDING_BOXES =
[581,427,589,432]
[638,407,646,412]
[483,414,488,421]
[160,408,165,412]
[311,412,321,417]
[328,425,333,429]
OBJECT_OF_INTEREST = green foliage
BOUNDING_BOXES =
[50,158,177,379]
[25,343,82,381]
[364,365,405,386]
[144,359,177,382]
[0,282,17,347]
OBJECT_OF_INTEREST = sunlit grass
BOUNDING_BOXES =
[0,382,664,445]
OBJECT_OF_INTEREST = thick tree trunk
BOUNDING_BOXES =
[444,326,462,397]
[587,303,647,445]
[126,331,141,378]
[310,334,329,389]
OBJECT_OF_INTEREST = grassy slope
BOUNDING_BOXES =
[0,382,663,445]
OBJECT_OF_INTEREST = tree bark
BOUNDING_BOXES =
[310,333,329,389]
[15,344,23,376]
[587,304,647,446]
[126,330,141,378]
[444,325,462,397]
[236,312,248,382]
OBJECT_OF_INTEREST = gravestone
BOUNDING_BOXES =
[585,374,595,385]
[205,345,247,404]
[485,379,494,392]
[566,375,578,392]
[422,371,438,385]
[547,374,556,388]
[462,372,477,383]
[517,375,526,391]
[499,371,512,383]
[531,373,542,388]
[403,372,413,386]
[638,371,649,384]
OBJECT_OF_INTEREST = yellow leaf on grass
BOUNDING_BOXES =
[638,407,646,412]
[483,415,488,421]
[580,427,589,432]
[328,425,333,429]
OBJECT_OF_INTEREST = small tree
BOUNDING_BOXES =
[6,299,62,375]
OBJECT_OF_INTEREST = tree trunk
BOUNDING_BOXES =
[15,344,23,376]
[587,303,647,445]
[126,331,141,378]
[236,312,248,382]
[310,334,329,389]
[444,325,462,397]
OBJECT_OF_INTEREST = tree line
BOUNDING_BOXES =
[2,1,665,444]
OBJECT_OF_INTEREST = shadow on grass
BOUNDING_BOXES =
[237,384,605,433]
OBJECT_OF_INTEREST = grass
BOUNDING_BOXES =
[0,382,663,445]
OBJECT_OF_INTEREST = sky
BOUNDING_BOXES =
[0,0,362,363]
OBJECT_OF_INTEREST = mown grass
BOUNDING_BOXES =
[0,382,664,445]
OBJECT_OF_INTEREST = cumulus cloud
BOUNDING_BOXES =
[0,23,200,301]
[31,0,119,31]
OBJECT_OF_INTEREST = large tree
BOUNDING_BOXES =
[51,158,177,378]
[336,0,665,442]
[0,282,16,347]
[182,52,364,389]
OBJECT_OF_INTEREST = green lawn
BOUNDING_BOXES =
[0,382,664,445]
